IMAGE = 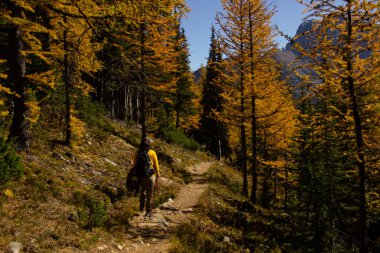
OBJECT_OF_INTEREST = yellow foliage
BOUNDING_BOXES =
[3,189,14,199]
[0,85,12,94]
[25,100,41,124]
[218,0,298,162]
[26,71,56,90]
[0,85,12,118]
[71,113,86,140]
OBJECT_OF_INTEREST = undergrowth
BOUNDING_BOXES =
[0,138,23,182]
[170,164,293,253]
[157,122,200,151]
[0,102,210,252]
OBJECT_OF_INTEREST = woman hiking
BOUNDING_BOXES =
[132,139,160,217]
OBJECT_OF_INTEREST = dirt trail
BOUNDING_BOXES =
[121,161,214,253]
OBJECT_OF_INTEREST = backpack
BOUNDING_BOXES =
[126,166,139,195]
[135,151,155,177]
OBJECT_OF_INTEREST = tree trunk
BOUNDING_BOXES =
[176,103,180,129]
[240,62,248,196]
[63,15,72,146]
[284,165,289,212]
[238,2,248,197]
[140,89,147,141]
[140,22,147,142]
[261,131,269,208]
[8,4,31,151]
[132,87,139,122]
[346,4,367,252]
[248,0,258,205]
[217,120,222,161]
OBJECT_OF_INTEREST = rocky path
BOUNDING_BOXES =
[121,161,214,253]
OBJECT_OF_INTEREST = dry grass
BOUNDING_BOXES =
[0,117,211,252]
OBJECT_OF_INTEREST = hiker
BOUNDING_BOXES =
[132,139,160,217]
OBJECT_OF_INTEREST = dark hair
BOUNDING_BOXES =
[139,139,150,152]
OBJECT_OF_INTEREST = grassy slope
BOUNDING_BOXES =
[0,117,210,252]
[169,163,293,253]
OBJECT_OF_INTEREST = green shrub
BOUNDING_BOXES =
[158,123,200,151]
[77,98,116,138]
[124,132,141,147]
[73,191,109,230]
[0,138,23,182]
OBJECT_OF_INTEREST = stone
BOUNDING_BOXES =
[223,236,231,243]
[173,158,182,164]
[159,203,178,211]
[78,177,92,185]
[97,245,108,251]
[117,244,123,250]
[104,158,117,166]
[91,170,102,176]
[159,198,178,211]
[182,208,195,213]
[162,220,169,227]
[61,167,70,172]
[8,242,22,253]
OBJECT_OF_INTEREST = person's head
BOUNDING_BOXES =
[139,139,150,152]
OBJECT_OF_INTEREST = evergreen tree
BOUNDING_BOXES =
[199,26,228,160]
[292,1,380,251]
[174,26,196,129]
[217,0,250,196]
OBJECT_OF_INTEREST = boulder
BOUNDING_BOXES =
[8,242,22,253]
[159,198,178,211]
[223,236,231,243]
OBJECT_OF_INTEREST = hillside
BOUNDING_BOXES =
[0,117,212,252]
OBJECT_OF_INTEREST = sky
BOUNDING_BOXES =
[182,0,306,70]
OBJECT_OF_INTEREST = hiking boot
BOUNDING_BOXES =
[145,211,152,218]
[134,211,145,217]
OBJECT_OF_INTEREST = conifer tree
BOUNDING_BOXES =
[1,0,55,150]
[217,0,250,195]
[48,1,103,146]
[124,0,187,142]
[199,26,228,161]
[174,26,196,129]
[246,0,279,203]
[292,1,380,251]
[217,0,297,200]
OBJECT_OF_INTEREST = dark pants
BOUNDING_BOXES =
[139,174,156,213]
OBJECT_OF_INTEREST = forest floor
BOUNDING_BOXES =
[94,161,214,253]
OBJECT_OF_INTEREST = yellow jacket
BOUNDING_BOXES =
[133,150,160,177]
